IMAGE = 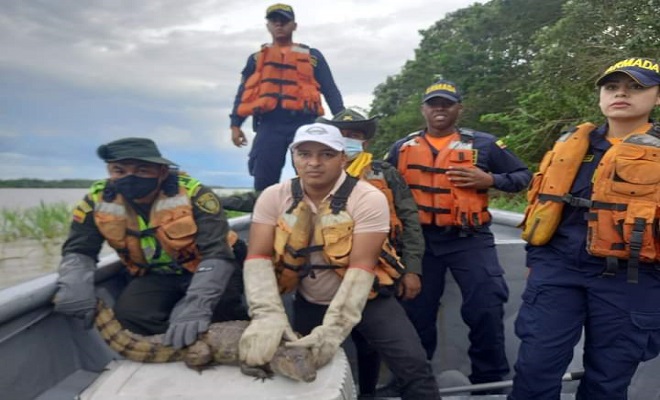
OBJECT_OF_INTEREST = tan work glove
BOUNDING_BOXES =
[286,267,374,368]
[239,258,297,366]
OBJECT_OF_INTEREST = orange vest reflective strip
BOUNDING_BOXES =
[237,44,323,117]
[398,130,490,228]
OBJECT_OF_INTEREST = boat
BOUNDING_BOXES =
[1,211,659,399]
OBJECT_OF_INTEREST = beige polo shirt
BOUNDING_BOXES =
[252,171,390,305]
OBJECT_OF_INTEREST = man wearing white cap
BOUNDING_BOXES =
[238,123,440,399]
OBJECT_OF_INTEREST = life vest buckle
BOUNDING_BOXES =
[561,194,593,208]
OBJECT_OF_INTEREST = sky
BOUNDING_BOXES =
[0,0,478,188]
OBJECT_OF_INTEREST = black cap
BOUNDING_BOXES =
[97,138,177,166]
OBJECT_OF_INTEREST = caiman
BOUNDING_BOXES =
[94,301,317,382]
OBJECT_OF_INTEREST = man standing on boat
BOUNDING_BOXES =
[238,122,440,399]
[318,108,425,397]
[52,138,247,350]
[229,3,344,191]
[386,80,531,393]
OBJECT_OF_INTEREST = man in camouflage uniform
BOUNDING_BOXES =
[53,138,247,350]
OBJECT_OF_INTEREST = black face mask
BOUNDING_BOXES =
[114,175,160,200]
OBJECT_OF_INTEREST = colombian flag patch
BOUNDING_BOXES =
[72,208,87,223]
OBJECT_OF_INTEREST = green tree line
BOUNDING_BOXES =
[369,0,660,168]
[0,179,96,188]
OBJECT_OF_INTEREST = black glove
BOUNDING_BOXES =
[164,259,235,349]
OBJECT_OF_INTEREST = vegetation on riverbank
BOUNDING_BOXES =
[0,203,246,243]
[0,196,525,243]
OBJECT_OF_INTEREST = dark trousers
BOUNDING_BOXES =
[248,117,314,191]
[402,244,510,384]
[509,249,660,400]
[293,293,440,400]
[114,267,247,335]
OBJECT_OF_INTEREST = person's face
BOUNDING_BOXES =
[107,160,167,181]
[421,97,463,132]
[292,142,346,189]
[266,15,296,41]
[599,73,660,120]
[340,129,368,141]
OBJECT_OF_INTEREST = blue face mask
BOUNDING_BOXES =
[344,138,365,160]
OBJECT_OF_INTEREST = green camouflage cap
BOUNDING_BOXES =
[97,137,177,166]
[316,108,378,139]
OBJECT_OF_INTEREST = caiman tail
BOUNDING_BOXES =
[94,300,185,363]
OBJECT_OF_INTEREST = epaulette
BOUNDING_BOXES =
[458,128,475,143]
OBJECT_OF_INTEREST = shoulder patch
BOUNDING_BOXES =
[72,199,92,223]
[76,199,93,213]
[72,208,87,223]
[495,139,507,149]
[195,192,220,214]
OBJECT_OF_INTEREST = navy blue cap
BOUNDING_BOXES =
[596,58,660,87]
[266,3,295,21]
[422,80,462,103]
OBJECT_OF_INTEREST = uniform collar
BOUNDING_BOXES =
[591,124,613,151]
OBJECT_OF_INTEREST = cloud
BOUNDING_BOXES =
[0,0,476,186]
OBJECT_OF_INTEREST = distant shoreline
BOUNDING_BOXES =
[0,179,250,190]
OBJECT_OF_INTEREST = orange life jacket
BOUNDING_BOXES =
[92,177,201,276]
[522,122,660,282]
[521,123,596,245]
[397,129,490,228]
[273,176,404,298]
[358,160,404,242]
[587,123,660,282]
[237,43,324,117]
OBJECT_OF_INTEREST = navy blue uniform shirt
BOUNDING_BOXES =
[230,46,344,129]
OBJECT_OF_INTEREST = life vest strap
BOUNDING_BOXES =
[330,176,358,214]
[263,61,297,70]
[260,92,297,101]
[407,184,451,194]
[282,262,339,279]
[285,243,324,259]
[540,193,628,211]
[261,78,296,86]
[125,227,157,238]
[408,164,448,174]
[417,205,452,214]
[288,177,305,212]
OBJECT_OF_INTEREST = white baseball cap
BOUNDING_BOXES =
[290,122,345,152]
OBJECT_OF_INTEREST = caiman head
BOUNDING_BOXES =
[270,345,317,383]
